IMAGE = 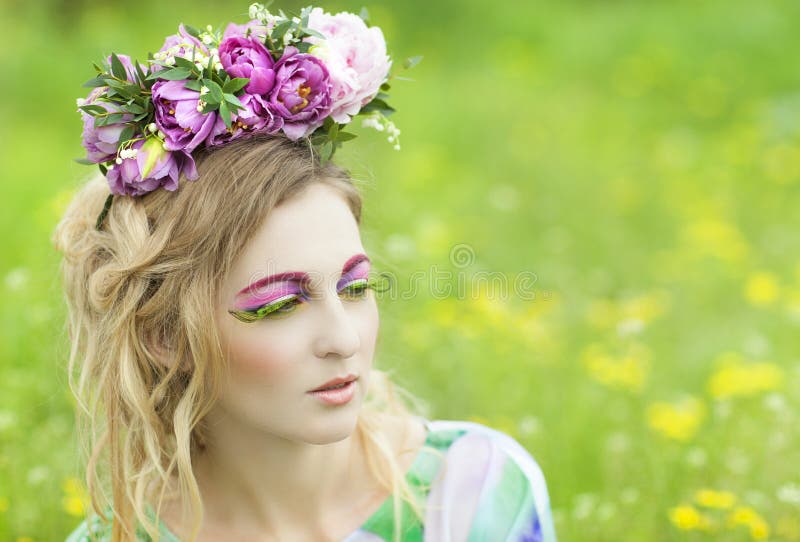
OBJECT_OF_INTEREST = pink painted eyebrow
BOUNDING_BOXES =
[235,253,370,299]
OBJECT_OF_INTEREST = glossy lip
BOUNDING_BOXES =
[308,374,359,393]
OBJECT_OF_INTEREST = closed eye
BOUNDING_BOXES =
[229,276,385,323]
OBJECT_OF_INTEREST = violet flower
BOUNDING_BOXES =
[106,137,197,197]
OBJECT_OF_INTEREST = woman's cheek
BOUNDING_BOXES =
[225,325,300,380]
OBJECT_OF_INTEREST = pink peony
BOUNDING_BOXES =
[305,8,392,124]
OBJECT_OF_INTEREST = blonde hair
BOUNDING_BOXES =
[52,135,432,541]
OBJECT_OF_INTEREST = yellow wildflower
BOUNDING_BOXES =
[728,506,770,540]
[694,488,737,509]
[707,352,784,400]
[669,504,713,531]
[61,477,90,517]
[647,397,706,441]
[582,342,650,393]
[745,271,780,306]
[682,218,749,263]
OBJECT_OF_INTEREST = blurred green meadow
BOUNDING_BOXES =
[2,0,800,540]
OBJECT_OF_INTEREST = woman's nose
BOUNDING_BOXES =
[311,292,361,359]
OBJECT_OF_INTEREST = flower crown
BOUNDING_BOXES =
[77,3,421,230]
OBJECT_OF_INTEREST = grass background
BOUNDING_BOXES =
[2,0,800,540]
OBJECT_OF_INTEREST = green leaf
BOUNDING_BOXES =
[95,113,125,127]
[201,101,219,114]
[117,125,135,147]
[153,67,192,81]
[328,122,340,138]
[359,7,370,24]
[403,55,423,69]
[82,76,107,88]
[319,140,334,163]
[359,98,395,115]
[271,20,293,42]
[336,132,357,142]
[309,133,328,146]
[110,53,127,80]
[134,62,148,86]
[380,82,391,91]
[74,157,95,165]
[79,104,107,116]
[183,25,201,38]
[222,78,249,94]
[302,28,326,39]
[295,42,312,54]
[183,79,203,92]
[173,56,198,71]
[99,163,108,176]
[202,79,224,103]
[123,103,145,114]
[223,93,244,108]
[133,112,150,122]
[376,92,390,101]
[219,101,232,129]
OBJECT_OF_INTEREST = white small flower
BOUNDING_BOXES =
[206,24,213,32]
[119,148,138,160]
[393,144,400,150]
[200,86,210,96]
[115,157,122,164]
[195,62,204,71]
[249,4,259,19]
[202,34,213,45]
[165,56,176,66]
[777,483,800,506]
[214,62,223,71]
[157,130,167,139]
[106,165,114,171]
[283,31,294,46]
[76,98,87,107]
[147,123,157,133]
[4,268,29,292]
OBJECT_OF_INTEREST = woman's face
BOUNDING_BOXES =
[212,182,379,445]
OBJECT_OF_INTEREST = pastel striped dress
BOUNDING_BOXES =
[66,418,557,542]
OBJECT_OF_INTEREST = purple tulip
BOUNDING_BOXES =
[79,87,134,163]
[106,53,145,83]
[268,46,333,140]
[152,80,219,152]
[106,137,198,197]
[218,35,276,95]
[205,92,282,147]
[157,24,210,61]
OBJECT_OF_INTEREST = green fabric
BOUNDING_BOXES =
[466,453,532,542]
[357,426,467,541]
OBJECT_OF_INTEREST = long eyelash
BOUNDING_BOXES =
[229,294,305,323]
[339,275,389,297]
[229,274,391,323]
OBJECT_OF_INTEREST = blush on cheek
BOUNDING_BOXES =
[227,337,295,379]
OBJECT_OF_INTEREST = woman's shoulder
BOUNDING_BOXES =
[65,514,109,542]
[424,418,549,485]
[64,506,180,542]
[420,417,558,542]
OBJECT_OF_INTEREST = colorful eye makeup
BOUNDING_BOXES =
[228,253,381,323]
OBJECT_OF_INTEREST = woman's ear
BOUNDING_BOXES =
[145,329,191,373]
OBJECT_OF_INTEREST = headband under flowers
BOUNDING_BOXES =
[77,3,421,230]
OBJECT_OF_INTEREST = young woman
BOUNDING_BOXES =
[54,6,557,542]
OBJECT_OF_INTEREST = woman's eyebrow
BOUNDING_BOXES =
[235,253,370,299]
